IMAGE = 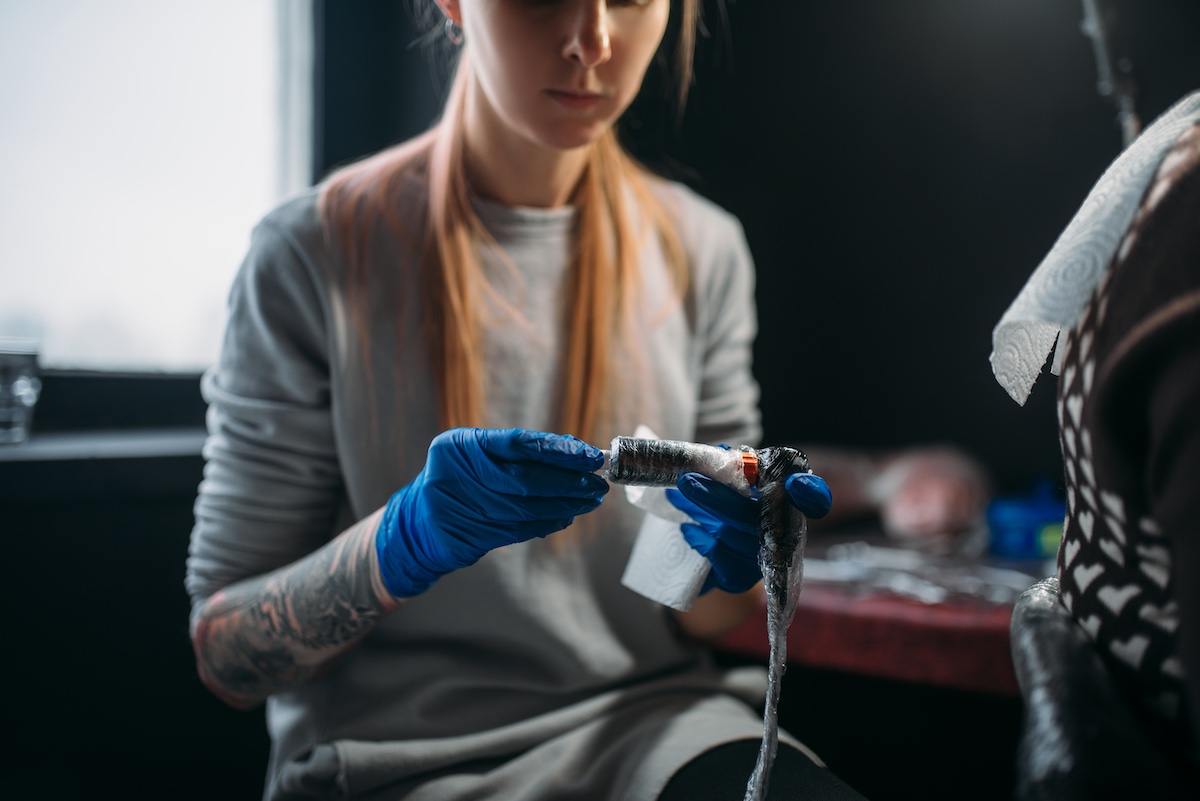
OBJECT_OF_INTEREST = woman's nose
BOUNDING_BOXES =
[562,1,612,69]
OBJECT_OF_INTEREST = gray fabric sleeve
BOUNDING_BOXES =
[186,208,345,606]
[691,206,763,449]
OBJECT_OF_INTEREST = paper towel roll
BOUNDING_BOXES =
[620,485,711,611]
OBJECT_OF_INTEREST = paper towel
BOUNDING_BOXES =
[620,483,711,611]
[989,90,1200,405]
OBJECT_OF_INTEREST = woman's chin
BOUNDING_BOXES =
[534,120,615,153]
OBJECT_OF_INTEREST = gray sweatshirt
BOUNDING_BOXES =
[188,173,806,800]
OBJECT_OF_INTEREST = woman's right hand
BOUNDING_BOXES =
[375,428,609,598]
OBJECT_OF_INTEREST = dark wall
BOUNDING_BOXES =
[314,0,447,177]
[5,452,269,801]
[3,373,267,800]
[317,0,1200,494]
[676,0,1200,495]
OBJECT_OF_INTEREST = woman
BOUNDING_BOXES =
[186,2,895,798]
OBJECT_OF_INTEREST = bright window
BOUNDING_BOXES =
[0,0,311,372]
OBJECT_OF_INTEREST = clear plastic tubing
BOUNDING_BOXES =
[598,436,758,496]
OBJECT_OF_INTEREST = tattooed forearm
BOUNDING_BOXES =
[192,509,401,708]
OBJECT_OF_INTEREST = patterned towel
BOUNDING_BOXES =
[990,90,1200,406]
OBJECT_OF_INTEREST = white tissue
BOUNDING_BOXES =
[618,426,712,611]
[989,91,1200,406]
[620,498,710,611]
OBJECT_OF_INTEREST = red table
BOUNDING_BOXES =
[715,535,1040,697]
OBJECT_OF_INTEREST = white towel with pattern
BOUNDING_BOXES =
[990,91,1200,406]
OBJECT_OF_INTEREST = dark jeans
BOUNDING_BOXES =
[659,740,869,801]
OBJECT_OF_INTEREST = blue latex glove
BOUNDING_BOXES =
[377,427,609,598]
[666,471,832,595]
[785,472,834,519]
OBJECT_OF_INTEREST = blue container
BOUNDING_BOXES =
[987,484,1066,560]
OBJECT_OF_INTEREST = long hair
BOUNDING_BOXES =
[319,0,701,444]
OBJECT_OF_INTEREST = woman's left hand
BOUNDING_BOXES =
[666,471,832,594]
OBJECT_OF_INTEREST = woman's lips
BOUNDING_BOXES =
[546,89,603,111]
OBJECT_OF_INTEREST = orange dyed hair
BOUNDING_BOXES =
[319,0,701,443]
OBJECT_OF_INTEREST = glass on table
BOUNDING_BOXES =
[0,338,42,445]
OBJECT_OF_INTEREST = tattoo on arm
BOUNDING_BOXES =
[193,510,400,706]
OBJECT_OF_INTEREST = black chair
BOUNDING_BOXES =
[1009,577,1197,800]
